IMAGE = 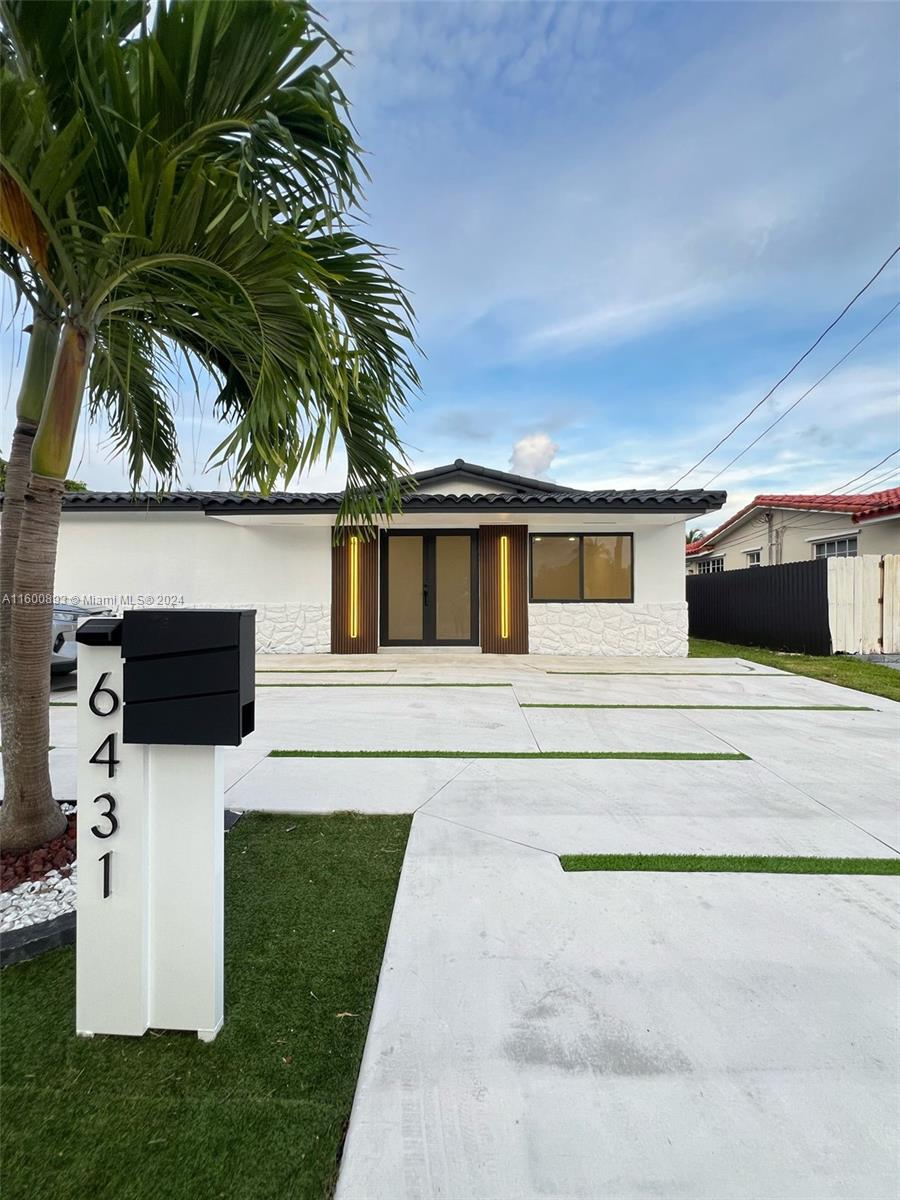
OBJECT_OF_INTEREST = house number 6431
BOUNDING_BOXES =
[89,672,120,898]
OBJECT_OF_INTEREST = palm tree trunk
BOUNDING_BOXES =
[1,313,58,812]
[1,321,91,853]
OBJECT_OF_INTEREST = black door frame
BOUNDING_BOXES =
[379,529,480,647]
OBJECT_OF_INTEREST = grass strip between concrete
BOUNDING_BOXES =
[547,671,784,677]
[269,749,749,761]
[560,853,900,874]
[257,682,511,688]
[519,703,872,711]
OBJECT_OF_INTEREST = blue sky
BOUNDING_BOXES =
[2,0,898,530]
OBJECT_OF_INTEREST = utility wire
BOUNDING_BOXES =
[671,245,900,487]
[852,466,900,491]
[765,455,900,549]
[689,449,900,555]
[827,448,899,494]
[703,300,900,487]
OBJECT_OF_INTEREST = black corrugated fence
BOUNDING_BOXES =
[686,559,831,655]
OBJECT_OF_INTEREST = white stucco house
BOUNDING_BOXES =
[686,488,900,573]
[39,459,725,656]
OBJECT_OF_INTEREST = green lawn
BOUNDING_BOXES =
[560,853,900,874]
[0,813,411,1200]
[519,703,870,711]
[689,637,900,703]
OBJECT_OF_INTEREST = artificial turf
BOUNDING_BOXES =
[256,681,511,688]
[0,812,411,1200]
[689,637,900,703]
[546,670,784,676]
[256,669,394,674]
[269,749,749,761]
[519,703,871,711]
[560,853,900,874]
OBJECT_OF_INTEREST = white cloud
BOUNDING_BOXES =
[524,286,718,352]
[510,432,559,478]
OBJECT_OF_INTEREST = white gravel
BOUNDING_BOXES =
[0,865,77,932]
[0,803,77,935]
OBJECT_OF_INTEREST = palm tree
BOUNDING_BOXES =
[686,527,706,545]
[0,0,418,851]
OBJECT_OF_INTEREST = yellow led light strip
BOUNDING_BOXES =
[499,535,510,640]
[349,535,359,639]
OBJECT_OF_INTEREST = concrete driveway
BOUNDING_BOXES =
[20,653,900,1198]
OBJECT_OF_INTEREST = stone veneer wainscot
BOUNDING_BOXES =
[528,602,688,656]
[253,603,331,653]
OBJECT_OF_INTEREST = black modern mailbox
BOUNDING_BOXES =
[121,609,256,746]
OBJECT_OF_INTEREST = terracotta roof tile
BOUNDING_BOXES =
[685,488,899,555]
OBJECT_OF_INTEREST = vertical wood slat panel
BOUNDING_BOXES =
[331,528,378,653]
[479,525,528,653]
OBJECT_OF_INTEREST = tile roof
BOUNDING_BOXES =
[685,488,900,554]
[52,486,726,515]
[0,460,727,515]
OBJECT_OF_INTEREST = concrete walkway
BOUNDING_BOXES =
[339,817,897,1200]
[15,654,900,1197]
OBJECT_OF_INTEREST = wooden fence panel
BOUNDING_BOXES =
[881,555,900,654]
[828,556,892,654]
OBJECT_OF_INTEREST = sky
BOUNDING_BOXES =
[1,0,898,532]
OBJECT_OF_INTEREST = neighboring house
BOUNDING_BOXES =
[685,489,900,574]
[6,459,725,656]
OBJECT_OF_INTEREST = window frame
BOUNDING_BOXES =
[696,556,725,575]
[745,550,761,567]
[813,536,858,559]
[528,532,634,604]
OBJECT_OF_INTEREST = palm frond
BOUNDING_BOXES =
[89,319,179,486]
[0,0,419,519]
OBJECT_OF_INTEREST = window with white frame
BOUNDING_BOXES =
[696,557,724,574]
[813,537,857,559]
[745,550,761,567]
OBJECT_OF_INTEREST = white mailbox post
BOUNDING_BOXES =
[75,610,255,1042]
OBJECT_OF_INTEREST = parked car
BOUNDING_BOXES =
[51,604,112,674]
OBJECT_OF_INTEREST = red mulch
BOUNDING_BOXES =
[1,813,76,893]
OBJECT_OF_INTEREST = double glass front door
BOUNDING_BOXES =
[380,532,478,646]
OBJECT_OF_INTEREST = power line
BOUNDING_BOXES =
[767,458,900,553]
[703,300,900,487]
[688,449,900,556]
[671,245,900,487]
[853,467,900,491]
[829,448,899,493]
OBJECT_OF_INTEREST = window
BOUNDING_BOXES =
[696,557,724,575]
[530,534,633,601]
[813,537,857,559]
[745,550,761,567]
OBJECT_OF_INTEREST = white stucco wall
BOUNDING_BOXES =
[48,508,691,655]
[859,518,900,557]
[53,512,332,653]
[527,521,688,655]
[414,478,496,496]
[688,511,900,572]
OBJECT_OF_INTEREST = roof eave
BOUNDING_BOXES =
[55,495,726,516]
